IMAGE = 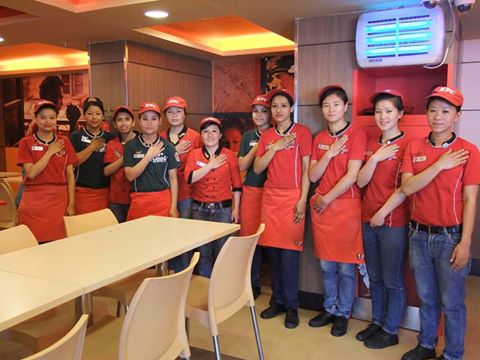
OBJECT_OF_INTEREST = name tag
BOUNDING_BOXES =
[81,136,91,144]
[249,140,258,147]
[318,144,330,150]
[133,153,144,159]
[413,155,427,163]
[196,161,206,167]
[31,145,44,151]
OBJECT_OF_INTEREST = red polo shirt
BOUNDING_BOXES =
[361,134,410,226]
[401,135,480,226]
[160,127,201,201]
[17,134,78,186]
[256,123,312,189]
[104,136,132,204]
[185,146,241,203]
[312,123,366,199]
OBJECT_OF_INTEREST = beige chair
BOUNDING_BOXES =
[63,208,157,316]
[84,252,199,360]
[0,181,17,228]
[0,225,78,353]
[185,224,265,360]
[23,314,88,360]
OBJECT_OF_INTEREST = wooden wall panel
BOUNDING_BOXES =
[90,62,126,111]
[89,41,126,65]
[297,13,357,46]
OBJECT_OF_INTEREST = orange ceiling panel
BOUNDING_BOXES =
[35,0,156,13]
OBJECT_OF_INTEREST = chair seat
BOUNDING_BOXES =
[83,315,121,360]
[93,268,158,306]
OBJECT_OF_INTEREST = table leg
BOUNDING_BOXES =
[156,261,169,276]
[75,293,93,326]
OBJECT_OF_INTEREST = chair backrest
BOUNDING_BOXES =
[118,252,200,360]
[0,224,38,255]
[209,224,265,326]
[63,208,118,236]
[0,182,17,228]
[23,314,88,360]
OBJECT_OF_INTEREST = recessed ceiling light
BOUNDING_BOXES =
[144,10,169,19]
[0,37,4,42]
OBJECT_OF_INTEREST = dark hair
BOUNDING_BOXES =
[373,93,404,111]
[319,87,348,106]
[83,97,105,114]
[271,92,294,107]
[39,76,63,107]
[114,110,134,122]
[426,96,462,112]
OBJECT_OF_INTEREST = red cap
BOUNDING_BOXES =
[318,84,344,100]
[370,89,405,104]
[251,94,270,108]
[199,117,222,130]
[112,106,134,121]
[34,99,58,115]
[427,86,464,107]
[163,96,187,112]
[139,102,161,115]
[268,88,293,102]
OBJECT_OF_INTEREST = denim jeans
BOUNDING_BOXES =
[109,203,129,223]
[265,247,300,309]
[409,228,470,360]
[362,223,408,334]
[169,198,193,273]
[251,246,263,289]
[320,260,356,318]
[192,202,231,278]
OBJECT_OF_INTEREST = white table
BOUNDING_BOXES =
[0,216,239,329]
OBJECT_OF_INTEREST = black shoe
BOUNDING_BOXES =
[401,344,436,360]
[252,286,261,300]
[308,311,335,328]
[331,316,348,337]
[356,323,381,342]
[260,303,285,319]
[284,308,299,329]
[364,329,399,349]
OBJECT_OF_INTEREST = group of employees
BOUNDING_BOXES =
[15,83,477,360]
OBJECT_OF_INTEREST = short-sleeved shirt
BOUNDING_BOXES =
[401,134,480,226]
[70,127,114,189]
[239,128,268,188]
[17,134,78,186]
[104,134,137,204]
[185,146,242,203]
[256,123,312,189]
[312,123,367,199]
[361,133,410,226]
[123,135,180,193]
[160,126,201,201]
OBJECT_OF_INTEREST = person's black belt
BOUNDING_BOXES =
[410,221,462,234]
[193,199,232,209]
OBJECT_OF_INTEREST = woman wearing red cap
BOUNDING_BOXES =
[184,116,241,277]
[387,86,479,360]
[254,89,312,329]
[17,99,78,242]
[160,96,201,272]
[124,102,179,220]
[103,106,137,222]
[308,85,366,337]
[355,90,410,349]
[70,97,114,214]
[238,94,272,299]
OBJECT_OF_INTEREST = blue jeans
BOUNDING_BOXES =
[169,198,193,273]
[362,223,407,334]
[320,260,356,318]
[109,203,129,223]
[192,202,231,278]
[409,228,470,360]
[251,246,263,289]
[265,247,300,309]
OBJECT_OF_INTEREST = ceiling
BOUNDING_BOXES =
[0,0,479,64]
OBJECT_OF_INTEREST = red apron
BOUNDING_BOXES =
[240,186,263,236]
[310,195,364,264]
[18,184,68,243]
[259,187,304,251]
[75,187,109,215]
[127,190,172,221]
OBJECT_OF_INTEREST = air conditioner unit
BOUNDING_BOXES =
[356,6,445,68]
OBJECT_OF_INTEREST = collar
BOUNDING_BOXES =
[379,131,404,145]
[83,126,104,139]
[139,134,160,147]
[119,130,138,145]
[275,121,294,136]
[202,145,223,160]
[427,132,456,148]
[34,133,56,145]
[167,126,188,144]
[256,125,272,138]
[328,121,350,137]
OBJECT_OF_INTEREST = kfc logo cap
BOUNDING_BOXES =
[34,99,58,115]
[428,86,464,107]
[251,94,271,108]
[139,102,162,115]
[370,89,405,104]
[163,96,187,111]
